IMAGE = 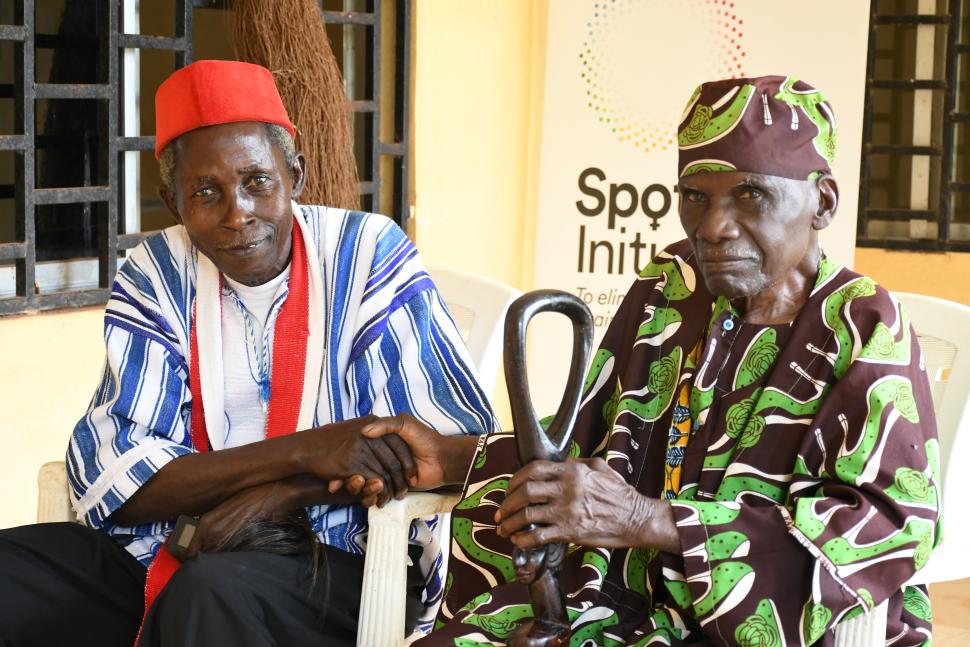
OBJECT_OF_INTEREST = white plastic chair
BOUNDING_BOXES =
[357,267,521,646]
[425,265,523,395]
[834,292,970,646]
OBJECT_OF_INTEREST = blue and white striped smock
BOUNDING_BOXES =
[66,205,497,623]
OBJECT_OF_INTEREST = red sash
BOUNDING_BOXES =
[135,221,311,641]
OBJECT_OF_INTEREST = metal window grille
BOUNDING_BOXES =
[857,0,970,251]
[0,0,409,315]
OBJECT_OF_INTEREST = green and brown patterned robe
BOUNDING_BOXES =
[421,240,940,647]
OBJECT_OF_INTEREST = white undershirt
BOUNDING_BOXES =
[220,265,291,448]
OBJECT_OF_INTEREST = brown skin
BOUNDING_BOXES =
[481,171,839,554]
[679,171,839,323]
[159,122,299,287]
[112,122,419,551]
[360,414,482,489]
[495,458,679,551]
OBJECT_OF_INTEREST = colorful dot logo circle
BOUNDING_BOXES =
[580,0,747,153]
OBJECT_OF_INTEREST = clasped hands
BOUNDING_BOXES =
[316,413,454,507]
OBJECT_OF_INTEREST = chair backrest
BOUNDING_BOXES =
[894,291,970,585]
[427,266,522,396]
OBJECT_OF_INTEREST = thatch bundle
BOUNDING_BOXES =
[234,0,360,210]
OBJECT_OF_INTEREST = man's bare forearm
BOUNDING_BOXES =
[112,433,308,526]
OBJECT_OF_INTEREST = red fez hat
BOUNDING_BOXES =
[154,60,296,159]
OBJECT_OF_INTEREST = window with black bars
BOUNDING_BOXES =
[858,0,970,251]
[0,0,409,315]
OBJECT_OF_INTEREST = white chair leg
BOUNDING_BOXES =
[357,492,463,647]
[37,461,72,523]
[359,500,410,647]
[833,599,888,647]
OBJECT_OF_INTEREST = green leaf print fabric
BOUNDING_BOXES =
[418,240,940,647]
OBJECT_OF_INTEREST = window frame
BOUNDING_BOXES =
[857,0,970,252]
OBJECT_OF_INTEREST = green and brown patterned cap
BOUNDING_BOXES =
[677,75,837,181]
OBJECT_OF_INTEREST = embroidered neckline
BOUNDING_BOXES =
[222,278,290,412]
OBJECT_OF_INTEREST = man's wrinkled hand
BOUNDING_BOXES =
[360,414,449,491]
[298,416,418,507]
[493,457,666,550]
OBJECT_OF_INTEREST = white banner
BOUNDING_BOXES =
[528,0,871,414]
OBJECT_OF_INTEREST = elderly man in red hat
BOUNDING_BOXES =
[0,60,493,646]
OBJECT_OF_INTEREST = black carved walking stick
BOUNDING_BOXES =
[503,290,593,647]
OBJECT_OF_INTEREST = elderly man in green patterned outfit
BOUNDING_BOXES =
[368,75,940,646]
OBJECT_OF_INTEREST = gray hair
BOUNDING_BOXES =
[158,123,297,188]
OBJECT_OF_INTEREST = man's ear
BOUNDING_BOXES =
[813,173,839,231]
[159,184,183,226]
[290,152,307,198]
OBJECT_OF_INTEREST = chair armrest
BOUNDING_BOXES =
[37,461,73,524]
[833,599,888,647]
[357,491,463,647]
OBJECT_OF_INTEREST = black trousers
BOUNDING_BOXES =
[0,522,423,647]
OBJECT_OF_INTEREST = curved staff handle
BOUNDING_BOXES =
[503,290,594,647]
[503,290,594,466]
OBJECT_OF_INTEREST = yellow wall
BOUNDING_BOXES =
[410,0,548,427]
[856,249,970,306]
[0,308,105,528]
[410,0,547,291]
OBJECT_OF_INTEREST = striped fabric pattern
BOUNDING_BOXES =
[66,205,497,622]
